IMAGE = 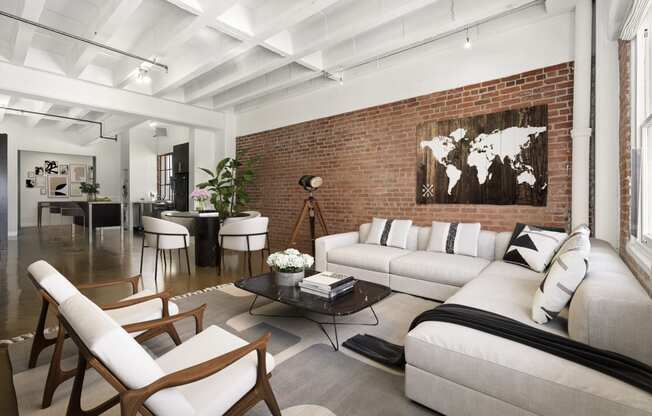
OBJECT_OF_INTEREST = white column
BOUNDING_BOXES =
[571,0,593,229]
[594,0,621,247]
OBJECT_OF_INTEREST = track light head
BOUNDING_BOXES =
[464,36,472,49]
[137,67,151,84]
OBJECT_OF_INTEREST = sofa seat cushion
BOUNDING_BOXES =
[327,243,410,273]
[156,325,275,416]
[106,290,180,326]
[405,322,652,416]
[389,251,490,287]
[445,261,566,335]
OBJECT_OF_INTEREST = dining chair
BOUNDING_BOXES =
[219,217,270,277]
[141,216,192,288]
[26,260,204,409]
[58,293,280,416]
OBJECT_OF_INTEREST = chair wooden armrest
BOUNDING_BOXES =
[119,333,271,416]
[121,304,206,336]
[75,275,141,294]
[99,291,172,314]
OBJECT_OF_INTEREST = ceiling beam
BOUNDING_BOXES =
[57,108,91,130]
[113,0,238,88]
[0,61,224,130]
[68,0,144,78]
[183,0,441,104]
[24,101,54,127]
[12,0,46,65]
[151,0,342,97]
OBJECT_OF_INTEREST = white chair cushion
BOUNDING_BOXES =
[327,243,411,273]
[143,216,190,250]
[27,260,79,304]
[59,294,195,416]
[389,251,490,287]
[219,217,269,251]
[107,290,180,326]
[156,325,275,416]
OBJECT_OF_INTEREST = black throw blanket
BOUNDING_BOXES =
[344,303,652,394]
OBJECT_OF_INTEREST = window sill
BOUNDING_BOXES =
[626,238,652,277]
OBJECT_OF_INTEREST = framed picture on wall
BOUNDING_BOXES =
[27,171,35,179]
[59,164,69,175]
[34,166,44,176]
[44,160,58,174]
[47,175,69,198]
[25,179,36,188]
[35,176,45,187]
[70,182,82,197]
[69,164,86,182]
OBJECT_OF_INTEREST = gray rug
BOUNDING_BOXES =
[9,284,439,415]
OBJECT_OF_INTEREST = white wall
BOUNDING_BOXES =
[19,151,93,227]
[236,11,574,136]
[0,118,122,235]
[155,125,190,155]
[128,124,158,202]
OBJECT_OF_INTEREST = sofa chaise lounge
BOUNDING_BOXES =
[316,223,652,416]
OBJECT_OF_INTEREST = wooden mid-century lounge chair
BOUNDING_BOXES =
[26,260,202,408]
[58,293,281,416]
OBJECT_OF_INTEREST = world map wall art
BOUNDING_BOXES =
[416,105,548,206]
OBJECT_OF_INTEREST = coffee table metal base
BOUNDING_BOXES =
[248,295,379,351]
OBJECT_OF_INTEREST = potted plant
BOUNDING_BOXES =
[80,182,100,201]
[197,155,256,220]
[266,248,314,286]
[190,188,211,212]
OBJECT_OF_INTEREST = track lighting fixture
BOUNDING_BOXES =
[137,68,151,84]
[464,27,472,49]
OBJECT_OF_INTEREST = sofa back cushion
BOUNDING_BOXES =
[59,294,195,415]
[494,232,513,259]
[417,227,496,261]
[359,223,419,251]
[569,239,652,366]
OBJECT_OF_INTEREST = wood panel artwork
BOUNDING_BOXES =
[416,105,548,206]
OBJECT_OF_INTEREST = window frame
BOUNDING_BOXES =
[157,152,174,201]
[628,17,652,273]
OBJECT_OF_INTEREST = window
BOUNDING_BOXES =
[157,153,173,201]
[630,11,652,270]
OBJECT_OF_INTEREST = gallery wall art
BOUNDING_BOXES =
[69,164,86,182]
[47,175,69,198]
[416,105,548,206]
[44,160,58,174]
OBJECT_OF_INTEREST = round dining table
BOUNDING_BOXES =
[165,211,221,268]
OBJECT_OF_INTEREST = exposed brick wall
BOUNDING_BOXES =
[237,62,574,253]
[618,40,651,295]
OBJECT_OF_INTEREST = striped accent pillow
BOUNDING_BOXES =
[364,218,413,249]
[532,224,591,324]
[427,221,481,257]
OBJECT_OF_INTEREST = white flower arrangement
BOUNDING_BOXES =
[267,248,314,273]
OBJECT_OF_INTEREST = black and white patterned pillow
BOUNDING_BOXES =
[532,225,591,324]
[503,224,567,272]
[364,218,413,249]
[427,221,481,257]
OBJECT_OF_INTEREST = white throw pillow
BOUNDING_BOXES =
[364,218,413,249]
[532,225,591,324]
[426,221,481,257]
[503,225,567,272]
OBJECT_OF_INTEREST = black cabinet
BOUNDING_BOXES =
[173,173,189,211]
[172,142,189,174]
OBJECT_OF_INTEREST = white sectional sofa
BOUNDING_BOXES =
[315,223,652,416]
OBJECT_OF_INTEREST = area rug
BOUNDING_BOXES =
[8,283,440,415]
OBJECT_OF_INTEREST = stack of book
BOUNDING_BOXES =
[299,272,355,300]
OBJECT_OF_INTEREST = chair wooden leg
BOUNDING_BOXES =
[66,354,120,416]
[42,326,76,408]
[261,376,282,416]
[164,324,182,346]
[184,246,191,275]
[29,298,54,369]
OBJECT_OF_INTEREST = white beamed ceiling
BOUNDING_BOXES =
[0,0,552,125]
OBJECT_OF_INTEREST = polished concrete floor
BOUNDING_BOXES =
[0,224,264,340]
[1,224,268,415]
